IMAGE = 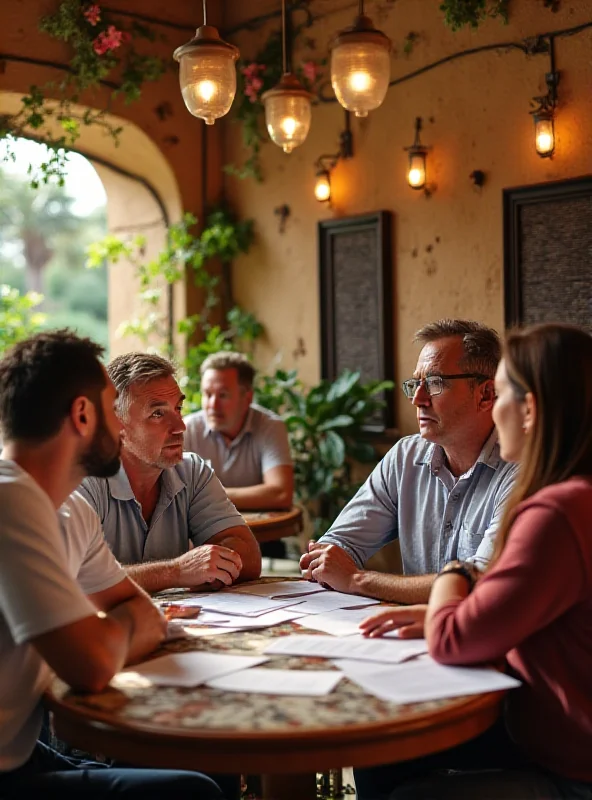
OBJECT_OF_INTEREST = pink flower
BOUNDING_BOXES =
[241,62,265,80]
[302,60,319,84]
[84,4,101,25]
[250,77,263,92]
[92,24,128,55]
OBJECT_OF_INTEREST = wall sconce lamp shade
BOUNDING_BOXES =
[314,169,332,202]
[330,12,391,118]
[405,117,429,190]
[174,25,239,125]
[533,110,555,157]
[262,73,313,153]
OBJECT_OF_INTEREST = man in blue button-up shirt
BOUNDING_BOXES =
[300,319,517,603]
[78,353,261,595]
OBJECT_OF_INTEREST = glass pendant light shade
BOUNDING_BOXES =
[330,14,391,118]
[174,25,239,125]
[262,73,313,153]
[533,111,555,157]
[407,151,427,189]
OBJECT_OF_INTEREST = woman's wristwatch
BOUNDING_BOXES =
[436,560,481,591]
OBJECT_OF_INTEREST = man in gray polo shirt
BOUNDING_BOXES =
[78,353,261,595]
[184,351,293,511]
[300,319,517,603]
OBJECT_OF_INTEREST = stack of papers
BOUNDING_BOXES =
[119,652,268,687]
[284,592,380,615]
[334,655,521,704]
[228,580,326,599]
[264,633,428,664]
[206,668,342,696]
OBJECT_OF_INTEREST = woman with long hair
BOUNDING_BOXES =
[357,322,592,799]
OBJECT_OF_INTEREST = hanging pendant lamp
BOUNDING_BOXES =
[262,0,313,153]
[174,0,239,125]
[330,0,391,118]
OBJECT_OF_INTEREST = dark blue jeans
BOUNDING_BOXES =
[0,741,224,799]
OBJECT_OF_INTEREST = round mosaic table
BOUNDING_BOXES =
[242,506,303,544]
[44,579,504,800]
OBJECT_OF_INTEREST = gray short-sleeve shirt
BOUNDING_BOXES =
[319,429,518,574]
[183,404,292,487]
[78,453,247,564]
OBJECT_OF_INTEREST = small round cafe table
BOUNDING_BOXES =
[44,578,505,800]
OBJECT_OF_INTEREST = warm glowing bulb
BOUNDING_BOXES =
[534,116,554,157]
[314,173,331,202]
[196,80,216,101]
[408,168,423,187]
[281,117,297,136]
[537,132,552,151]
[348,70,372,92]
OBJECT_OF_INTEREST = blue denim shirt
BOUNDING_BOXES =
[319,429,517,573]
[78,453,246,565]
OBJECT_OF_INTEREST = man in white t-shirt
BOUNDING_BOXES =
[0,330,222,798]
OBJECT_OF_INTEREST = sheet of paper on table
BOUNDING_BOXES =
[283,592,380,615]
[183,593,302,617]
[334,655,521,704]
[264,634,428,664]
[181,608,305,630]
[120,652,268,687]
[206,667,343,696]
[295,607,391,636]
[228,580,326,599]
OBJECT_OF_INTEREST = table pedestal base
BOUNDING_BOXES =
[261,771,317,800]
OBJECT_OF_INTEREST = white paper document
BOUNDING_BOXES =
[296,607,389,636]
[284,592,380,615]
[206,667,343,696]
[196,593,301,617]
[183,608,305,630]
[229,580,326,599]
[264,634,428,664]
[334,655,521,704]
[121,652,268,687]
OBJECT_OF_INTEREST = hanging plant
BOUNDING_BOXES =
[440,0,510,30]
[1,1,167,187]
[223,29,324,182]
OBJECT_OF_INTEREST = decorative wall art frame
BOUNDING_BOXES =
[503,176,592,332]
[318,210,394,432]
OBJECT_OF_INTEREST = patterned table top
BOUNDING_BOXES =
[49,580,492,737]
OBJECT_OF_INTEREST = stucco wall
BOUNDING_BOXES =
[222,0,592,435]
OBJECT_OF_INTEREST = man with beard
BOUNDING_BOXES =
[0,330,223,798]
[77,352,261,594]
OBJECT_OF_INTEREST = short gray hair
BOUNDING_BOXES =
[414,319,501,378]
[200,351,255,389]
[108,352,176,419]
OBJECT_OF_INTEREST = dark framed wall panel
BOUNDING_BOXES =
[318,211,394,432]
[503,176,592,331]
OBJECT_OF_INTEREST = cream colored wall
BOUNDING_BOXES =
[222,0,592,435]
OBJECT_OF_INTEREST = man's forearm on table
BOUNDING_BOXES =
[125,560,179,594]
[351,571,436,604]
[217,533,262,581]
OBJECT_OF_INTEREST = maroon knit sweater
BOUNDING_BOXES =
[428,476,592,782]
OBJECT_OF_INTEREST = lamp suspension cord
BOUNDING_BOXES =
[281,0,287,74]
[202,0,207,25]
[359,0,364,16]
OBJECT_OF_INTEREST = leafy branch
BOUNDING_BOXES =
[440,0,510,30]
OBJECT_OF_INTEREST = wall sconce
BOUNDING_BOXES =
[330,0,391,118]
[173,0,239,125]
[530,37,559,158]
[404,117,430,191]
[262,0,313,153]
[313,112,354,204]
[530,71,559,158]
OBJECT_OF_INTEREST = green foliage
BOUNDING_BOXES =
[1,1,166,186]
[255,369,394,537]
[0,285,46,355]
[440,0,510,30]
